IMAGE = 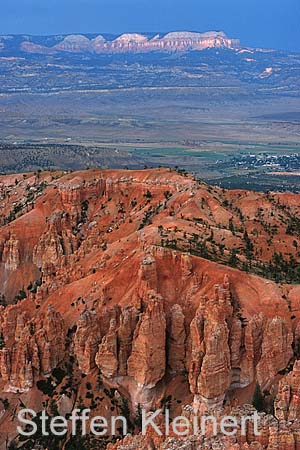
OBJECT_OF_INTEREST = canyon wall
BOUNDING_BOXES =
[0,168,299,449]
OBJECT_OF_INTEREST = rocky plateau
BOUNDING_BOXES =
[0,31,240,55]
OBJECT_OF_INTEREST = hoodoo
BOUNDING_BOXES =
[0,168,300,448]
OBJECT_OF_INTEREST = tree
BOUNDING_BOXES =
[243,230,254,258]
[2,398,9,410]
[8,440,17,450]
[0,294,6,307]
[29,323,35,336]
[120,397,133,432]
[144,190,152,199]
[229,249,238,267]
[49,399,59,417]
[229,218,235,234]
[294,337,300,359]
[158,225,164,235]
[134,403,143,430]
[252,383,264,412]
[0,332,5,350]
[97,369,103,389]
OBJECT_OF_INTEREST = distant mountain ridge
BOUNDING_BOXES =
[0,31,240,55]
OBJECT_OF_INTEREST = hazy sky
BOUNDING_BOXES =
[1,0,300,51]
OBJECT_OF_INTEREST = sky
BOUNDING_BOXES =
[1,0,300,52]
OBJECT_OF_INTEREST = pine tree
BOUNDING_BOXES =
[252,383,264,412]
[0,332,5,350]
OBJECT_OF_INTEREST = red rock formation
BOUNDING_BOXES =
[107,404,300,449]
[74,309,101,374]
[256,317,293,390]
[167,304,186,373]
[0,304,65,391]
[127,293,166,389]
[0,168,298,449]
[117,305,139,376]
[189,279,233,411]
[96,318,119,378]
[33,211,78,273]
[1,234,20,271]
[275,360,300,421]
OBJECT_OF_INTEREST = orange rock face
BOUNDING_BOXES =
[0,304,65,392]
[0,168,299,449]
[275,360,300,421]
[127,294,166,389]
[2,234,20,271]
